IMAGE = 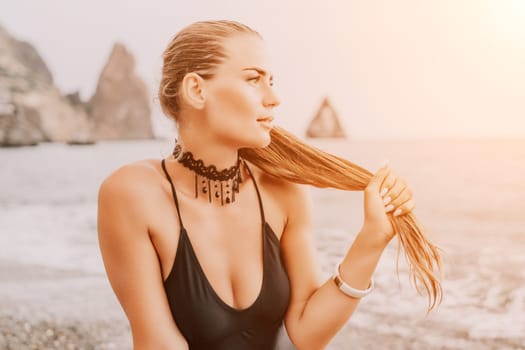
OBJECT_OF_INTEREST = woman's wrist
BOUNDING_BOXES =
[336,227,387,293]
[332,262,375,299]
[357,225,392,250]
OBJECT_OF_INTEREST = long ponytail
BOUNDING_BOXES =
[240,126,443,311]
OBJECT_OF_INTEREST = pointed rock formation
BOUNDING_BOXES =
[88,43,154,140]
[306,97,346,138]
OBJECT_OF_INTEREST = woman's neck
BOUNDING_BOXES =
[168,135,245,204]
[175,138,239,170]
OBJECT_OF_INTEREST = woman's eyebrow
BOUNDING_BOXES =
[242,67,273,80]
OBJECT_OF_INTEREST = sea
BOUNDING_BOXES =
[1,137,524,349]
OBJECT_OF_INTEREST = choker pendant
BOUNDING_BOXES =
[172,143,243,206]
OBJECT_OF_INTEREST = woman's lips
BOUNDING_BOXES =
[256,116,274,122]
[256,116,274,128]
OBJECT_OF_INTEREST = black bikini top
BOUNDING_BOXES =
[161,158,291,350]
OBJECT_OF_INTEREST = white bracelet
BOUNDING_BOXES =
[332,262,374,299]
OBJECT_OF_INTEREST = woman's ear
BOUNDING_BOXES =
[180,72,206,110]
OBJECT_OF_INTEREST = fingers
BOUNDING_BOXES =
[381,169,396,195]
[382,179,410,207]
[375,166,415,217]
[392,198,416,217]
[367,164,391,192]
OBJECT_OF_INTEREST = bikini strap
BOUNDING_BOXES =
[161,158,184,228]
[243,161,266,225]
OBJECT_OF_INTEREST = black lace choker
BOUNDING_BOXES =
[172,143,243,205]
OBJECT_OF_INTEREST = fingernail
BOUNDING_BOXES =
[385,204,394,213]
[380,188,388,196]
[393,208,402,217]
[383,196,391,205]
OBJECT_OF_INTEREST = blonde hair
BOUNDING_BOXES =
[159,20,443,311]
[159,20,260,119]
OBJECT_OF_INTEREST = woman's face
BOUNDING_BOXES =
[202,33,280,149]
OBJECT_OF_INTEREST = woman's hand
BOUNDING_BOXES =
[361,163,415,244]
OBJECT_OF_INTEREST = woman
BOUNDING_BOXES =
[97,20,442,350]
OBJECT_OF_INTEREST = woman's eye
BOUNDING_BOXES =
[247,75,274,87]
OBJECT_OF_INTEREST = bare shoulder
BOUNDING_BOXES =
[99,159,164,200]
[97,159,168,230]
[102,159,159,188]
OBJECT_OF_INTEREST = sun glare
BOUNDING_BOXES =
[486,0,525,42]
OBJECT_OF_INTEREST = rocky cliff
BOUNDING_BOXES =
[0,25,154,146]
[0,26,92,146]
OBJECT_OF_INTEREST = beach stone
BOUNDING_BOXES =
[87,42,154,140]
[45,328,54,337]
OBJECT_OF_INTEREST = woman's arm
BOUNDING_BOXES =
[97,165,188,350]
[281,165,412,350]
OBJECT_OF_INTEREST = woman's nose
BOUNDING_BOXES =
[263,85,281,108]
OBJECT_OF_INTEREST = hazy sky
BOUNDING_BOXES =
[2,0,524,139]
